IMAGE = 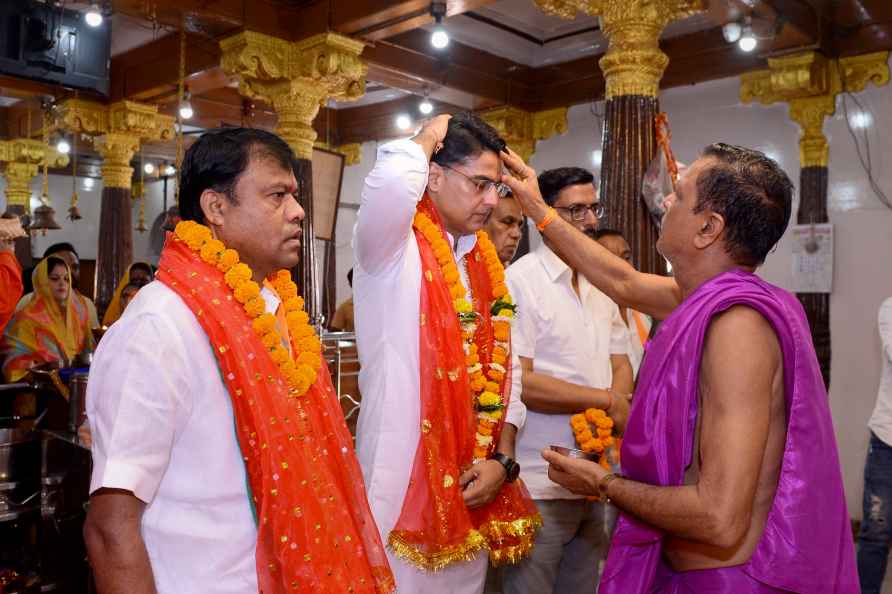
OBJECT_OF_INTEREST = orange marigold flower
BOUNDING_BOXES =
[585,409,602,424]
[261,331,280,349]
[234,280,261,304]
[576,429,594,443]
[473,446,489,459]
[484,381,500,393]
[450,284,466,299]
[492,353,507,366]
[269,347,290,365]
[244,297,265,318]
[225,263,252,288]
[493,328,510,342]
[199,239,225,264]
[286,310,310,327]
[276,281,298,300]
[217,249,240,272]
[282,297,305,313]
[297,351,320,369]
[298,336,321,353]
[292,323,315,338]
[492,283,508,298]
[465,354,480,367]
[597,428,612,439]
[478,424,493,436]
[280,359,297,376]
[570,413,587,427]
[487,369,505,382]
[174,220,197,239]
[252,313,276,335]
[603,436,615,448]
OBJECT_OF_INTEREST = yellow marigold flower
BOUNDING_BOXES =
[296,366,316,384]
[450,284,466,300]
[280,359,297,376]
[286,310,310,327]
[252,313,277,335]
[199,239,225,264]
[442,264,459,284]
[224,263,252,288]
[497,308,514,319]
[454,298,473,313]
[478,391,501,407]
[261,331,280,349]
[481,409,503,420]
[174,220,197,239]
[234,280,261,304]
[244,297,265,318]
[283,297,305,313]
[216,249,239,272]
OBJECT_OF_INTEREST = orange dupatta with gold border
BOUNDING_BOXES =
[388,197,540,571]
[157,234,394,594]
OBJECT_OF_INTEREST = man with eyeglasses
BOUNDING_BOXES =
[353,112,536,594]
[502,167,633,594]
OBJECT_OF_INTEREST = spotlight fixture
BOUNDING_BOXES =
[430,1,449,49]
[56,137,71,155]
[419,98,434,115]
[144,163,155,175]
[85,3,103,27]
[179,90,194,120]
[738,20,757,52]
[396,114,412,131]
[722,22,742,43]
[164,164,177,177]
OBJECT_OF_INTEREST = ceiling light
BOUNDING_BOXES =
[430,1,449,50]
[738,23,757,52]
[178,91,194,120]
[164,165,177,177]
[722,22,742,43]
[56,137,71,154]
[419,99,434,115]
[396,114,412,130]
[82,178,95,190]
[144,163,155,175]
[85,3,103,27]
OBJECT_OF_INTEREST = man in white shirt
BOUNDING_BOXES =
[354,113,532,594]
[502,167,633,594]
[857,296,892,594]
[84,128,391,594]
[595,228,653,378]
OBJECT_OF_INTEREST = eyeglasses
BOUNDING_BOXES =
[442,165,511,198]
[554,203,605,221]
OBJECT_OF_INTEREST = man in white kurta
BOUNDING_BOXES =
[353,117,526,594]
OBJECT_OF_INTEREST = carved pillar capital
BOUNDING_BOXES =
[740,50,889,168]
[479,106,568,162]
[220,31,367,159]
[533,0,702,98]
[0,138,68,209]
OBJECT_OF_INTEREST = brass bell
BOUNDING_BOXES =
[30,204,62,234]
[67,205,83,221]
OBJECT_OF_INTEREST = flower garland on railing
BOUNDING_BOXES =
[570,408,616,470]
[175,220,322,397]
[413,212,516,462]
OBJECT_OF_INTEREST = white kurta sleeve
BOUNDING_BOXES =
[87,311,194,504]
[504,350,526,430]
[608,302,630,355]
[880,297,892,363]
[354,139,429,276]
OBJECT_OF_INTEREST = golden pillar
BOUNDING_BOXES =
[534,0,701,274]
[741,50,890,387]
[0,138,68,264]
[58,99,175,314]
[221,31,366,325]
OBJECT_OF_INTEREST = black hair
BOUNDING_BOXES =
[594,228,624,241]
[537,167,595,206]
[44,242,78,259]
[431,112,506,168]
[696,143,794,266]
[130,262,153,278]
[45,256,67,276]
[179,127,297,224]
[347,268,353,288]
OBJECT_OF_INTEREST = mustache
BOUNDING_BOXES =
[582,227,598,240]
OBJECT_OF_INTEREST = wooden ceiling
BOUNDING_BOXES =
[1,0,891,167]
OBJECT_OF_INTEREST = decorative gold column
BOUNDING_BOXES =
[741,50,890,388]
[479,106,568,163]
[58,99,175,314]
[221,31,366,325]
[0,138,68,265]
[534,0,701,275]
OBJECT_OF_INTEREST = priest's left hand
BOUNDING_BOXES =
[461,460,507,508]
[541,449,605,497]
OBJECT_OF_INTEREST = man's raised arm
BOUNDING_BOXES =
[354,115,450,275]
[500,149,682,321]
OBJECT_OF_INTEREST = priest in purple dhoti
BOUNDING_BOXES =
[500,143,858,594]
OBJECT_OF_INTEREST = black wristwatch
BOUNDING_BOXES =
[491,453,520,483]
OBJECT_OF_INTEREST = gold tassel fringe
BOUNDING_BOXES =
[388,529,488,572]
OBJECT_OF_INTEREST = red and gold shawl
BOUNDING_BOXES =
[157,235,394,594]
[389,197,540,570]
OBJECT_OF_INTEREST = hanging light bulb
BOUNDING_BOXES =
[396,114,412,130]
[418,98,434,115]
[164,164,177,177]
[144,162,155,175]
[738,19,757,52]
[179,90,194,120]
[430,1,449,49]
[56,136,71,154]
[85,3,103,27]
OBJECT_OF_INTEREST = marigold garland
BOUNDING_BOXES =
[174,220,322,397]
[413,212,517,462]
[570,408,617,471]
